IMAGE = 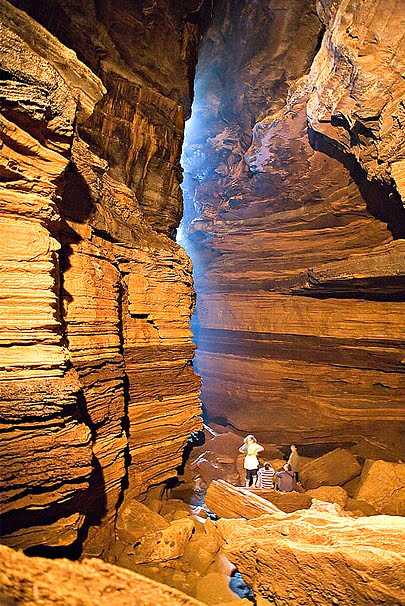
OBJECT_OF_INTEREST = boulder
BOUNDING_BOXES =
[127,518,195,564]
[0,544,207,606]
[300,448,361,489]
[217,506,405,606]
[205,480,283,519]
[251,488,312,512]
[196,572,242,605]
[306,486,348,509]
[115,498,169,544]
[355,460,405,515]
[345,497,377,517]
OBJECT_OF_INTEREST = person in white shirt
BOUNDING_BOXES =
[239,434,264,488]
[257,462,276,489]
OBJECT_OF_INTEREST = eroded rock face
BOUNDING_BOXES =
[181,0,405,460]
[0,544,207,606]
[216,508,405,606]
[0,0,204,553]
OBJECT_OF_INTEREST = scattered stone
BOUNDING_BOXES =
[300,449,361,489]
[344,497,377,517]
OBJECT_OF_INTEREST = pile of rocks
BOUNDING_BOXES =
[183,428,405,518]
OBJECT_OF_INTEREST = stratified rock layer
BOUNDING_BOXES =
[181,0,405,459]
[0,0,203,553]
[217,507,405,606]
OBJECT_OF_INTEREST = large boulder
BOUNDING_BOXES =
[115,497,169,543]
[0,545,206,606]
[355,460,405,515]
[300,449,361,489]
[205,480,283,519]
[306,486,348,509]
[216,506,405,606]
[251,488,312,513]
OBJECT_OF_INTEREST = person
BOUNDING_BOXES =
[275,463,296,492]
[257,462,275,489]
[239,434,264,488]
[287,444,301,482]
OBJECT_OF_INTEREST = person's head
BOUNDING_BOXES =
[244,434,257,444]
[264,462,273,470]
[291,444,297,453]
[283,463,292,472]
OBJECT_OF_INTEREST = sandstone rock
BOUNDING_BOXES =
[217,507,405,605]
[250,488,312,513]
[196,572,241,606]
[0,544,205,606]
[345,498,377,517]
[307,486,348,509]
[205,480,283,519]
[180,0,405,462]
[0,0,204,553]
[115,498,169,544]
[355,460,405,516]
[119,518,195,566]
[300,449,361,489]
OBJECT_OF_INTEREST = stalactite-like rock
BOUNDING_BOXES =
[181,0,405,460]
[0,0,203,553]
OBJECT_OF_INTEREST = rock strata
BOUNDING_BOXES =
[181,0,405,460]
[0,0,204,553]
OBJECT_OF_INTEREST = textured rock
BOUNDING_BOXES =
[250,489,312,513]
[0,0,204,553]
[205,480,283,519]
[300,448,362,489]
[355,460,405,516]
[217,508,405,606]
[0,544,206,606]
[181,0,405,460]
[306,486,349,509]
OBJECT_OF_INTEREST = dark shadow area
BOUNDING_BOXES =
[308,126,405,239]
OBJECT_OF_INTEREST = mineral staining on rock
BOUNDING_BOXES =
[0,0,203,553]
[181,0,405,460]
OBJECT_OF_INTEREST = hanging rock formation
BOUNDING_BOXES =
[0,0,205,554]
[181,0,405,460]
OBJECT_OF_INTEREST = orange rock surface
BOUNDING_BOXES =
[181,0,405,460]
[0,544,206,606]
[217,507,405,605]
[0,0,203,553]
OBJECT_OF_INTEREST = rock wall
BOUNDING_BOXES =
[181,0,405,460]
[0,0,205,554]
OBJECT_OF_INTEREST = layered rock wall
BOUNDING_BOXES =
[0,0,204,554]
[181,0,405,460]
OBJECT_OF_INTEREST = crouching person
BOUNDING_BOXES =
[257,462,275,489]
[275,463,296,492]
